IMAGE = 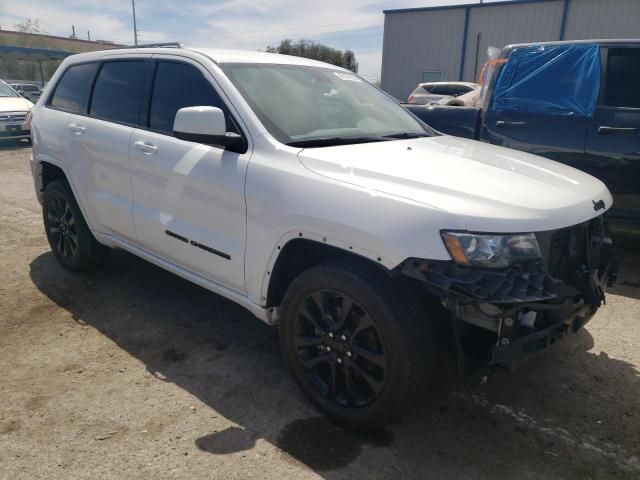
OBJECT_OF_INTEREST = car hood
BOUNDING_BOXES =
[0,96,33,112]
[297,135,613,232]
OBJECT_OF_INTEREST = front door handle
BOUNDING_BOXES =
[496,120,527,128]
[598,126,638,135]
[67,123,86,135]
[134,141,159,154]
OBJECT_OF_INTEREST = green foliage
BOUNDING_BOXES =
[266,39,359,73]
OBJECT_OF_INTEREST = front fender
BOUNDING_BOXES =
[243,138,462,305]
[257,229,396,306]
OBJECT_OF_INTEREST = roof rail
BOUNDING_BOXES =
[125,42,183,49]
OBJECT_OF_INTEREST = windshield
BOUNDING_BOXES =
[0,82,19,98]
[221,63,433,146]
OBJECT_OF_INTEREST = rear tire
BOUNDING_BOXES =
[42,179,110,271]
[280,263,435,428]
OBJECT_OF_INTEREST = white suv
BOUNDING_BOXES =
[30,46,616,427]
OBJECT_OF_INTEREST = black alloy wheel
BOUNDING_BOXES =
[42,179,110,271]
[46,193,78,259]
[280,263,435,428]
[293,289,388,408]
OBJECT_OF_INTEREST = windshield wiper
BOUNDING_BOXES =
[382,132,431,139]
[286,136,392,148]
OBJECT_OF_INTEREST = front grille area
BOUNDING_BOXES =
[0,112,27,123]
[536,215,609,282]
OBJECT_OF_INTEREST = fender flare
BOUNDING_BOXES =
[258,229,397,305]
[34,155,98,233]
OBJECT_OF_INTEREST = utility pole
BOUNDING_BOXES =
[132,0,139,46]
[87,30,91,41]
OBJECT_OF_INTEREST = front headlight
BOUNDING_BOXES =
[441,231,541,268]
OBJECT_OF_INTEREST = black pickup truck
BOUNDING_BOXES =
[406,40,640,221]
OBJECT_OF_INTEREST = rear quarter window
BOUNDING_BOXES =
[49,63,99,113]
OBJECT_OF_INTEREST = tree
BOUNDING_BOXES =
[343,50,358,74]
[266,39,359,73]
[13,19,46,34]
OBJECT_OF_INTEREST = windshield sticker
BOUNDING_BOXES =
[333,72,362,82]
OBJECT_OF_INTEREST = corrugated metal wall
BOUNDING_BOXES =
[381,0,640,100]
[462,1,563,81]
[381,8,466,101]
[564,0,640,39]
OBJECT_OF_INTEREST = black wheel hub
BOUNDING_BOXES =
[46,194,78,259]
[293,290,388,408]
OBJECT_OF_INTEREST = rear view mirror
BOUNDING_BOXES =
[173,106,246,152]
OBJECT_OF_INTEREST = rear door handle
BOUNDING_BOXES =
[67,123,85,135]
[598,126,638,135]
[134,141,159,154]
[496,120,527,128]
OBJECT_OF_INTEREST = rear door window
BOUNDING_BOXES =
[148,61,235,134]
[90,61,147,125]
[50,63,99,113]
[604,48,640,108]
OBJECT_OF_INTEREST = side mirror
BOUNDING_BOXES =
[173,106,246,152]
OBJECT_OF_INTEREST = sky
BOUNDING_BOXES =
[0,0,508,80]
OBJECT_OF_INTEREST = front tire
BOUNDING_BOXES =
[42,179,109,271]
[280,263,434,428]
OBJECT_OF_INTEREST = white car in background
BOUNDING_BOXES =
[0,80,33,142]
[407,81,478,105]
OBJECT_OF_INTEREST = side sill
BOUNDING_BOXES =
[93,232,274,326]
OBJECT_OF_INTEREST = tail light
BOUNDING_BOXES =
[408,95,415,103]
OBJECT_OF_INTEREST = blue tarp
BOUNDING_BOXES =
[492,43,600,117]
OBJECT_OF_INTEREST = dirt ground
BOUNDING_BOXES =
[0,140,638,480]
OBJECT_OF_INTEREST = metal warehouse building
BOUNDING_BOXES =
[381,0,640,100]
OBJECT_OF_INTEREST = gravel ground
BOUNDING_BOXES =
[0,140,638,480]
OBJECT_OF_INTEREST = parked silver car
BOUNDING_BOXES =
[407,81,478,105]
[9,83,42,103]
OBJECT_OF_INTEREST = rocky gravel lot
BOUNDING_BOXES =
[0,140,638,479]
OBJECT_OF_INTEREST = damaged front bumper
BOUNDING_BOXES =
[401,216,617,365]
